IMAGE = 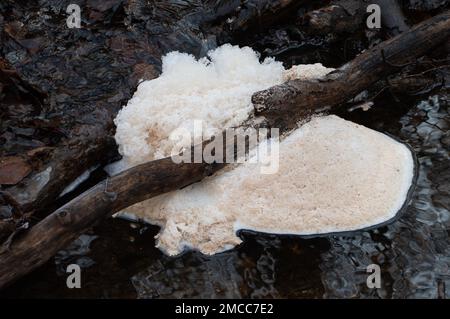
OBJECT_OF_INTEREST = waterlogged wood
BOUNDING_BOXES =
[303,0,367,35]
[303,0,408,36]
[0,158,223,288]
[0,11,449,289]
[251,11,449,118]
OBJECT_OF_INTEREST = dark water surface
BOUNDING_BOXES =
[2,92,448,299]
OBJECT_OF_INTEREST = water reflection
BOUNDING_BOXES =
[129,233,328,298]
[320,95,449,298]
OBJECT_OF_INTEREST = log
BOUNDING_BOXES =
[0,10,449,290]
[251,10,449,119]
[302,0,409,36]
[302,0,367,35]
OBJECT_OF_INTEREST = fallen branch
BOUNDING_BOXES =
[251,10,449,119]
[302,0,367,35]
[302,0,409,36]
[0,10,448,290]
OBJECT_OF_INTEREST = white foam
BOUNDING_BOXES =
[283,63,335,81]
[111,44,414,256]
[123,116,415,256]
[112,44,284,172]
[109,44,334,175]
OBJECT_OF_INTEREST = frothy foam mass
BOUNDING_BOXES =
[121,115,414,255]
[111,44,414,256]
[109,44,333,173]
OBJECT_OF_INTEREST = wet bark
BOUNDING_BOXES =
[302,0,368,35]
[301,0,410,36]
[0,10,448,290]
[252,10,449,122]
